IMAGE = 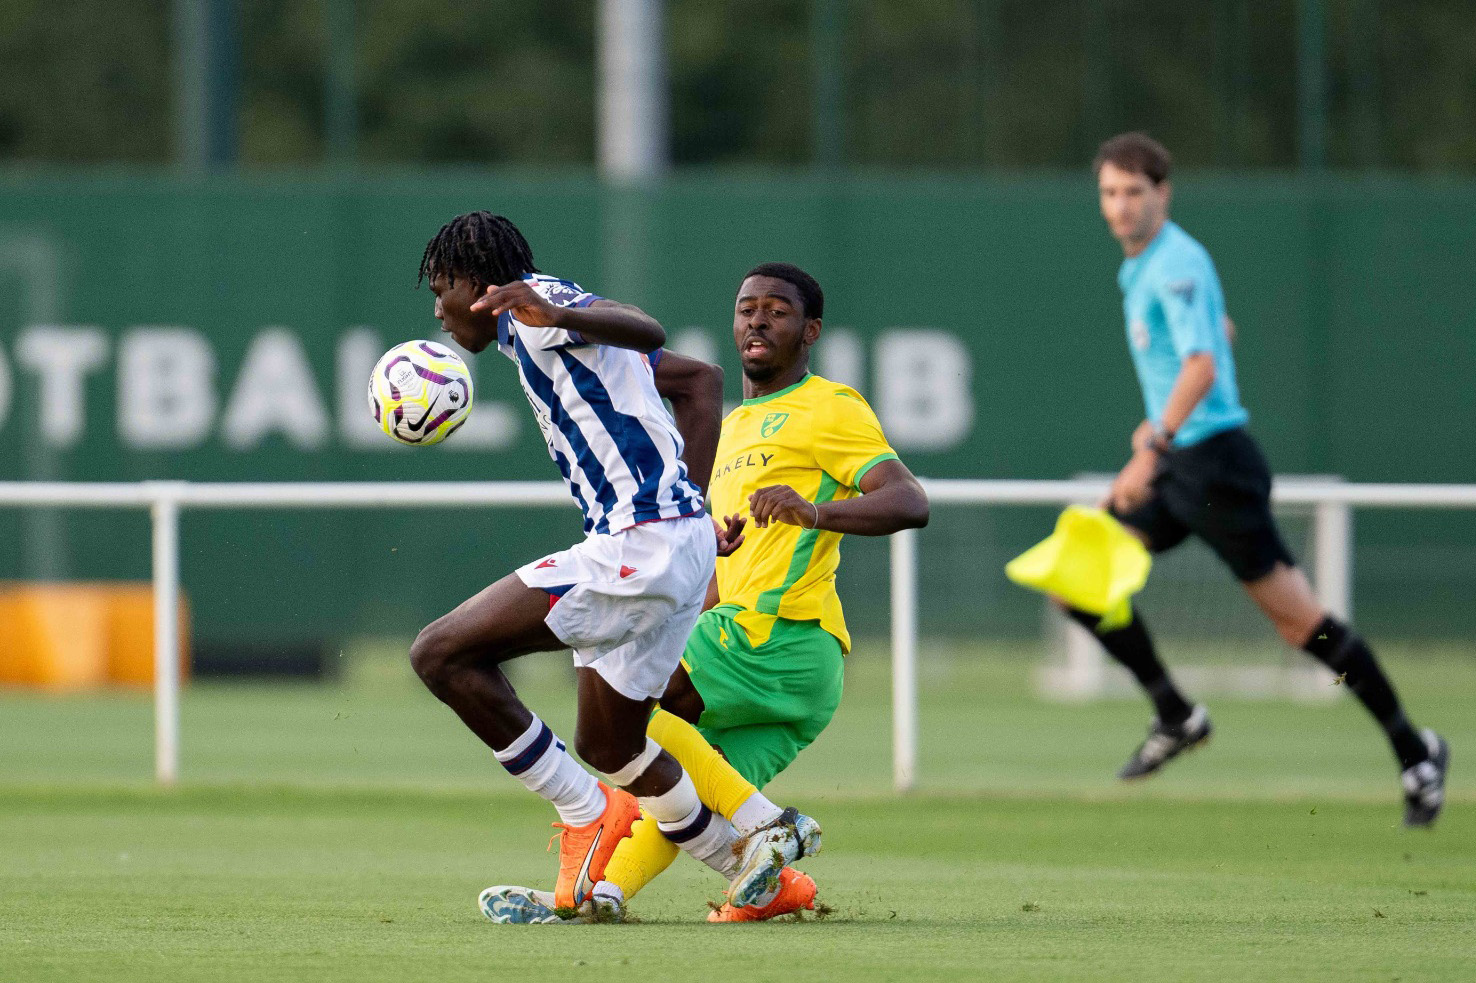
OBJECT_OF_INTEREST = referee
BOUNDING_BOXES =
[1073,132,1448,827]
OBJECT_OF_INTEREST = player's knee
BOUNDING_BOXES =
[658,671,704,724]
[408,620,460,692]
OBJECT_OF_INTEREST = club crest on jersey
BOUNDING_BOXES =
[1130,319,1150,351]
[537,278,583,307]
[761,413,790,438]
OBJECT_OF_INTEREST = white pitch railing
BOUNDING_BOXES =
[0,480,571,788]
[3,478,1476,792]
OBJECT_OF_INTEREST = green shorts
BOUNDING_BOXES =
[678,604,844,789]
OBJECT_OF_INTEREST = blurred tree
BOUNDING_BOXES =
[0,0,171,165]
[666,0,812,166]
[354,0,595,165]
[1376,0,1476,169]
[237,0,597,167]
[239,0,323,164]
[1,0,1475,173]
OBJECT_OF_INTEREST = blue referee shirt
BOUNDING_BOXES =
[1118,221,1249,447]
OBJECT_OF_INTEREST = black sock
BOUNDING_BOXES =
[1303,616,1428,769]
[1066,606,1193,726]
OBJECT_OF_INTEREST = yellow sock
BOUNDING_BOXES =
[647,708,758,821]
[603,710,762,903]
[602,813,679,901]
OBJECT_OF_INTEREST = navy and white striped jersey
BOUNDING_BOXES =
[496,274,705,535]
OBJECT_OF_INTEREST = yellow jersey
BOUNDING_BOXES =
[709,373,898,653]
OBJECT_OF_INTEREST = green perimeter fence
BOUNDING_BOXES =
[0,173,1472,662]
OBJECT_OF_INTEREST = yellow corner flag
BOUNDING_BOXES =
[1004,506,1151,630]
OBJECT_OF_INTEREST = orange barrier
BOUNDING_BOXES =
[0,583,190,691]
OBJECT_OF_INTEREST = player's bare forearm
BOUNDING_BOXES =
[561,299,666,352]
[812,481,930,535]
[469,285,666,352]
[1157,351,1215,436]
[1130,418,1154,453]
[1109,451,1159,513]
[653,351,724,499]
[749,460,929,536]
[1114,354,1213,512]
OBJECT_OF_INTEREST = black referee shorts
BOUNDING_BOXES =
[1110,427,1295,583]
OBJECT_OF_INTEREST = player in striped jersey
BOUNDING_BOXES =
[410,213,817,921]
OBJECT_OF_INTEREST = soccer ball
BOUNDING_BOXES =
[367,340,474,446]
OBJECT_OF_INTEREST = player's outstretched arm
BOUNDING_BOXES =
[566,298,667,352]
[749,459,929,535]
[470,284,666,352]
[652,350,724,500]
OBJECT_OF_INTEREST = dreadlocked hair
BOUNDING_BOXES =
[417,211,539,289]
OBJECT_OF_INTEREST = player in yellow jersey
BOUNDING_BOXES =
[663,261,931,782]
[636,262,929,921]
[630,262,934,920]
[480,262,930,924]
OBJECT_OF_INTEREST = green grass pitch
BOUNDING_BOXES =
[3,643,1474,982]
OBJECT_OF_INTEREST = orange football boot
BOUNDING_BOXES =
[551,781,640,909]
[707,867,817,923]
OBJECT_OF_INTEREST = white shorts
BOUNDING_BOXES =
[515,514,717,701]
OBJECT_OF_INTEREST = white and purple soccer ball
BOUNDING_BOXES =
[367,340,474,446]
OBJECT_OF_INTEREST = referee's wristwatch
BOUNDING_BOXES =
[1147,425,1176,455]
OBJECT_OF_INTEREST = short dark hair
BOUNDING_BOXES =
[418,211,539,288]
[741,262,824,319]
[1093,132,1173,185]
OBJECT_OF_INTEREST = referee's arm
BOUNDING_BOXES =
[1142,269,1221,449]
[1135,351,1216,452]
[1113,352,1216,513]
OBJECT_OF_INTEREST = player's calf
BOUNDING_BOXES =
[409,574,563,722]
[599,738,744,877]
[407,619,536,747]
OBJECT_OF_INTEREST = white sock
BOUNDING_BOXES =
[688,818,743,877]
[492,715,605,827]
[640,771,742,876]
[731,792,784,835]
[591,881,624,905]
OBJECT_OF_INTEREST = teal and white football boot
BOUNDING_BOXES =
[478,885,625,924]
[727,807,823,909]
